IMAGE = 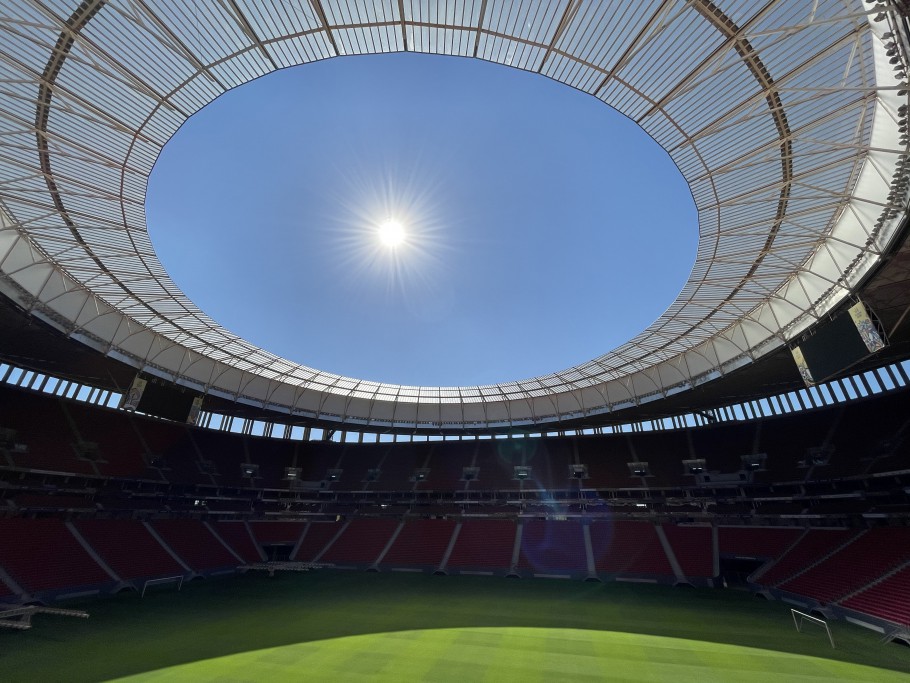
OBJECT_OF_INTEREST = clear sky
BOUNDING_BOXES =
[146,53,697,387]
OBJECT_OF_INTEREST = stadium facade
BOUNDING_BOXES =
[2,0,909,432]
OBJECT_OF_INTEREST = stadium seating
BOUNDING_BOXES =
[589,521,673,576]
[446,520,517,571]
[758,528,858,586]
[249,521,307,546]
[247,437,296,488]
[382,519,457,568]
[633,431,690,488]
[190,430,249,488]
[375,446,427,490]
[718,526,803,559]
[132,418,208,484]
[214,522,263,563]
[13,493,95,512]
[331,446,382,489]
[779,528,910,604]
[73,519,185,582]
[320,518,400,565]
[576,437,635,489]
[524,440,575,491]
[471,441,523,490]
[65,403,148,478]
[0,519,111,595]
[292,522,343,562]
[0,389,94,474]
[517,520,587,574]
[3,374,910,631]
[755,409,833,484]
[150,520,239,573]
[296,441,343,484]
[662,524,714,578]
[689,422,757,476]
[423,442,472,489]
[840,564,910,626]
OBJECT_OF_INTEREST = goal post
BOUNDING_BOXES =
[791,609,835,648]
[141,575,184,598]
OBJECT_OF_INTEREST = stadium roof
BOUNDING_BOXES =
[0,0,907,431]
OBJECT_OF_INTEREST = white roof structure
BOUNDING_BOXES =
[0,0,907,431]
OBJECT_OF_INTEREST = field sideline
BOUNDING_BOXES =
[2,571,908,681]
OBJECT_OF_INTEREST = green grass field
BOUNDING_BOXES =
[3,571,908,681]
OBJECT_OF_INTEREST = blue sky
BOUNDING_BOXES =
[146,53,697,387]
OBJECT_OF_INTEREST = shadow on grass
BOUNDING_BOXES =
[2,571,907,682]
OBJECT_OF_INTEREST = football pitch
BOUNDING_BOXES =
[3,571,908,681]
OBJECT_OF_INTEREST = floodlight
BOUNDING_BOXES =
[570,464,588,480]
[513,466,532,481]
[628,462,650,477]
[683,459,706,475]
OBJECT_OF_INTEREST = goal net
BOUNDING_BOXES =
[791,609,835,648]
[141,575,184,598]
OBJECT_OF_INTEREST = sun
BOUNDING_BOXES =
[378,218,406,247]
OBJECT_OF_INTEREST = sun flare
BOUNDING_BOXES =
[378,218,406,247]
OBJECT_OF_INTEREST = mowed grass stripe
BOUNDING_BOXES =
[107,628,910,683]
[2,571,907,681]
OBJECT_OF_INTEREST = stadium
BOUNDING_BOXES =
[1,0,910,680]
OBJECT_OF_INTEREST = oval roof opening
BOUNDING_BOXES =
[147,53,697,386]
